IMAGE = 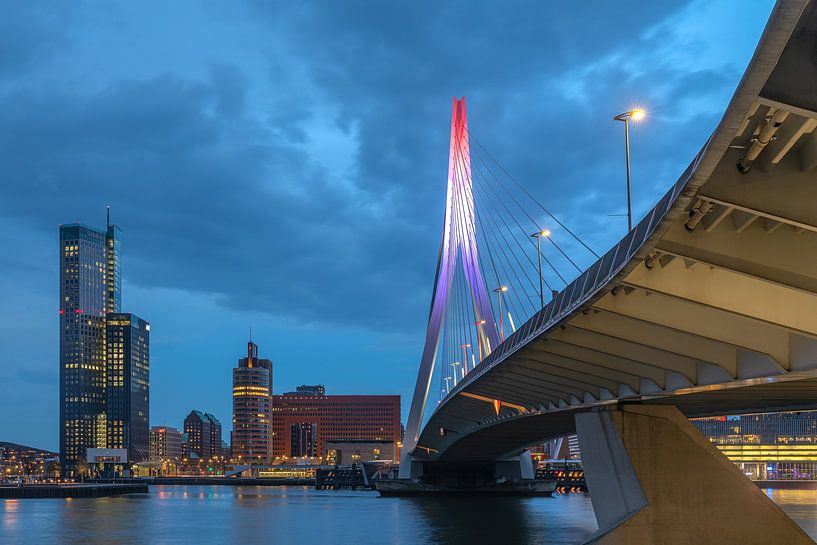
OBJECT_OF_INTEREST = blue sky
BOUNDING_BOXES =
[0,0,774,450]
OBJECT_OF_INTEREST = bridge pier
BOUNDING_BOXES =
[576,404,815,545]
[396,450,537,491]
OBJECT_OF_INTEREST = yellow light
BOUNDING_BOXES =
[630,109,646,121]
[540,229,551,237]
[499,286,508,292]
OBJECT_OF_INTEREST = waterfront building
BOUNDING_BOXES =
[693,411,817,480]
[105,313,150,462]
[149,426,183,462]
[323,440,397,465]
[272,388,400,459]
[59,213,121,474]
[184,410,223,459]
[0,442,59,476]
[231,341,273,461]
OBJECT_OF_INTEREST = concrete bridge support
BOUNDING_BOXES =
[576,405,815,545]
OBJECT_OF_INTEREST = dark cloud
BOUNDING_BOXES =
[0,0,775,447]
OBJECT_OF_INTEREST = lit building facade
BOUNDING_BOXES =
[149,426,183,462]
[693,411,817,480]
[105,313,150,462]
[231,341,273,461]
[324,440,396,465]
[272,388,401,459]
[59,217,121,473]
[184,410,224,459]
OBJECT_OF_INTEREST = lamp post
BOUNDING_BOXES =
[530,230,551,307]
[460,343,471,373]
[474,320,487,361]
[444,376,452,395]
[613,109,646,233]
[493,286,508,341]
[451,361,462,384]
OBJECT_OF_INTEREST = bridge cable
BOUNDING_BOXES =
[452,137,538,320]
[466,128,600,258]
[465,140,583,277]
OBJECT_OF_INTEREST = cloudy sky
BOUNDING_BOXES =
[0,0,774,450]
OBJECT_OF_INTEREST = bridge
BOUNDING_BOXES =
[399,1,817,543]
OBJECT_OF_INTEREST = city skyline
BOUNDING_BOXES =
[0,0,775,451]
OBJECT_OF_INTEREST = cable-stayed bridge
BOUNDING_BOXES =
[398,1,817,542]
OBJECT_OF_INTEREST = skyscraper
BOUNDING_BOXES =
[231,341,273,461]
[59,213,121,473]
[105,313,150,462]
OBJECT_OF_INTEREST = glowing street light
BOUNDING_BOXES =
[530,230,551,308]
[493,286,509,341]
[443,376,452,395]
[613,108,647,232]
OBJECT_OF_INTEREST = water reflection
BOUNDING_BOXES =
[3,486,817,545]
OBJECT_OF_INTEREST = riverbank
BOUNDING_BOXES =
[0,483,147,499]
[90,476,314,486]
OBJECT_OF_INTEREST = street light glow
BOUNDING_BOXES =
[630,109,646,121]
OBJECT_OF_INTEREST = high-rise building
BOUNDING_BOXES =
[272,388,401,459]
[105,313,150,462]
[149,426,183,463]
[59,213,121,473]
[184,410,224,459]
[231,341,273,461]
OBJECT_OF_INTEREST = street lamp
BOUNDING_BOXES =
[460,343,471,373]
[451,361,462,384]
[613,108,646,233]
[474,320,487,361]
[443,376,452,395]
[493,286,508,341]
[529,230,551,307]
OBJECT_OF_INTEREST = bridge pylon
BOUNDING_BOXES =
[401,97,501,476]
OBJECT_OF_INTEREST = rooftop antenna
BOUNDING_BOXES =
[249,325,252,342]
[106,206,110,228]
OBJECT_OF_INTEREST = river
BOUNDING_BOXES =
[2,486,817,544]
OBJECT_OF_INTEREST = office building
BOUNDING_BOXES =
[106,313,150,462]
[184,410,224,459]
[231,340,273,461]
[693,412,817,480]
[149,426,183,463]
[272,388,400,459]
[59,213,121,473]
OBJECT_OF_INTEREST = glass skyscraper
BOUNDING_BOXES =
[106,313,150,463]
[59,214,121,474]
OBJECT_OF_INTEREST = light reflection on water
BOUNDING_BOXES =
[1,486,816,545]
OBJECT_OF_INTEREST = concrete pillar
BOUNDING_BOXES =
[576,405,815,545]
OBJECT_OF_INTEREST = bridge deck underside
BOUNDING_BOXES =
[436,375,817,463]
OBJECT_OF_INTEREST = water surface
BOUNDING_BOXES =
[2,485,816,545]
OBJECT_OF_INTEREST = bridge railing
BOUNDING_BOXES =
[442,137,711,405]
